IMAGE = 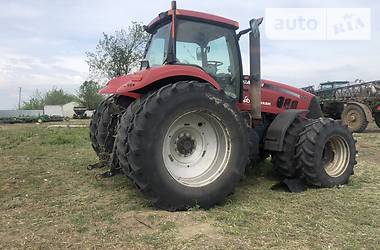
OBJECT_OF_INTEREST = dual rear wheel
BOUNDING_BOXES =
[272,117,356,187]
[115,81,248,211]
[89,95,132,166]
[296,118,356,187]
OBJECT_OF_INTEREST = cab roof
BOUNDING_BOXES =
[146,9,239,33]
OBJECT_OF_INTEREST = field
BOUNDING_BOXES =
[0,121,379,249]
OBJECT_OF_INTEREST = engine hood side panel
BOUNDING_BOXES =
[238,79,316,114]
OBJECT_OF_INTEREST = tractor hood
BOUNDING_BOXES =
[99,65,220,98]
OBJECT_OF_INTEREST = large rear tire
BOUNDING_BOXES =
[296,118,356,187]
[116,81,249,211]
[90,96,132,162]
[341,104,368,133]
[271,117,306,178]
[90,98,108,157]
[113,97,149,177]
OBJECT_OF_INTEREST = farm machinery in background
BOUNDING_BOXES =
[0,114,64,124]
[88,1,357,211]
[73,107,89,119]
[0,106,92,124]
[303,80,380,132]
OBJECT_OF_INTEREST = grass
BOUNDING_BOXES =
[0,121,379,249]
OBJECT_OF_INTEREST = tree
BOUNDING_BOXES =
[22,90,45,110]
[77,80,104,109]
[44,88,77,105]
[86,22,150,81]
[22,87,77,110]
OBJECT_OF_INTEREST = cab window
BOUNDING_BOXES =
[176,19,241,98]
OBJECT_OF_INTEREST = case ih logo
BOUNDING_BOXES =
[243,96,271,106]
[265,8,371,40]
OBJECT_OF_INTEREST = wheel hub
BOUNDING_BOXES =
[346,110,360,128]
[176,133,196,157]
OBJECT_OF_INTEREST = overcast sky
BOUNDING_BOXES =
[0,0,379,109]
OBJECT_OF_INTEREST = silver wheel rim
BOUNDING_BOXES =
[162,111,231,187]
[322,135,350,177]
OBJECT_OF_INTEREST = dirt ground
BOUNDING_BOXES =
[0,120,379,249]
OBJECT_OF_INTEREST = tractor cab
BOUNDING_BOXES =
[319,81,350,91]
[144,7,242,99]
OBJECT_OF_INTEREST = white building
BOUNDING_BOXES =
[44,102,81,118]
[63,102,80,118]
[44,105,64,117]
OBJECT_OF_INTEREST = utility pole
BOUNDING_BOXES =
[18,87,22,110]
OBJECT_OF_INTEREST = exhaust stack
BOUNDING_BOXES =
[249,18,263,124]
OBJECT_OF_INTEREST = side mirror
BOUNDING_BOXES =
[140,59,150,70]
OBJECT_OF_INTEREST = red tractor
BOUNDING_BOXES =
[90,2,356,211]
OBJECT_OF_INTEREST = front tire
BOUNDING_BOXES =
[271,117,307,178]
[296,118,356,187]
[117,81,249,211]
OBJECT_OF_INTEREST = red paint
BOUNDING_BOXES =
[100,70,314,116]
[99,65,221,95]
[100,71,313,116]
[147,15,161,30]
[238,78,314,114]
[147,9,239,31]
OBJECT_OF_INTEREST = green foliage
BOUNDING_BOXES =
[40,129,88,146]
[22,90,45,110]
[77,80,104,109]
[44,88,77,105]
[22,87,77,110]
[0,130,35,150]
[86,22,150,80]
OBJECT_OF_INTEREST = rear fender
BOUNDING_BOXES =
[264,109,308,152]
[99,65,221,96]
